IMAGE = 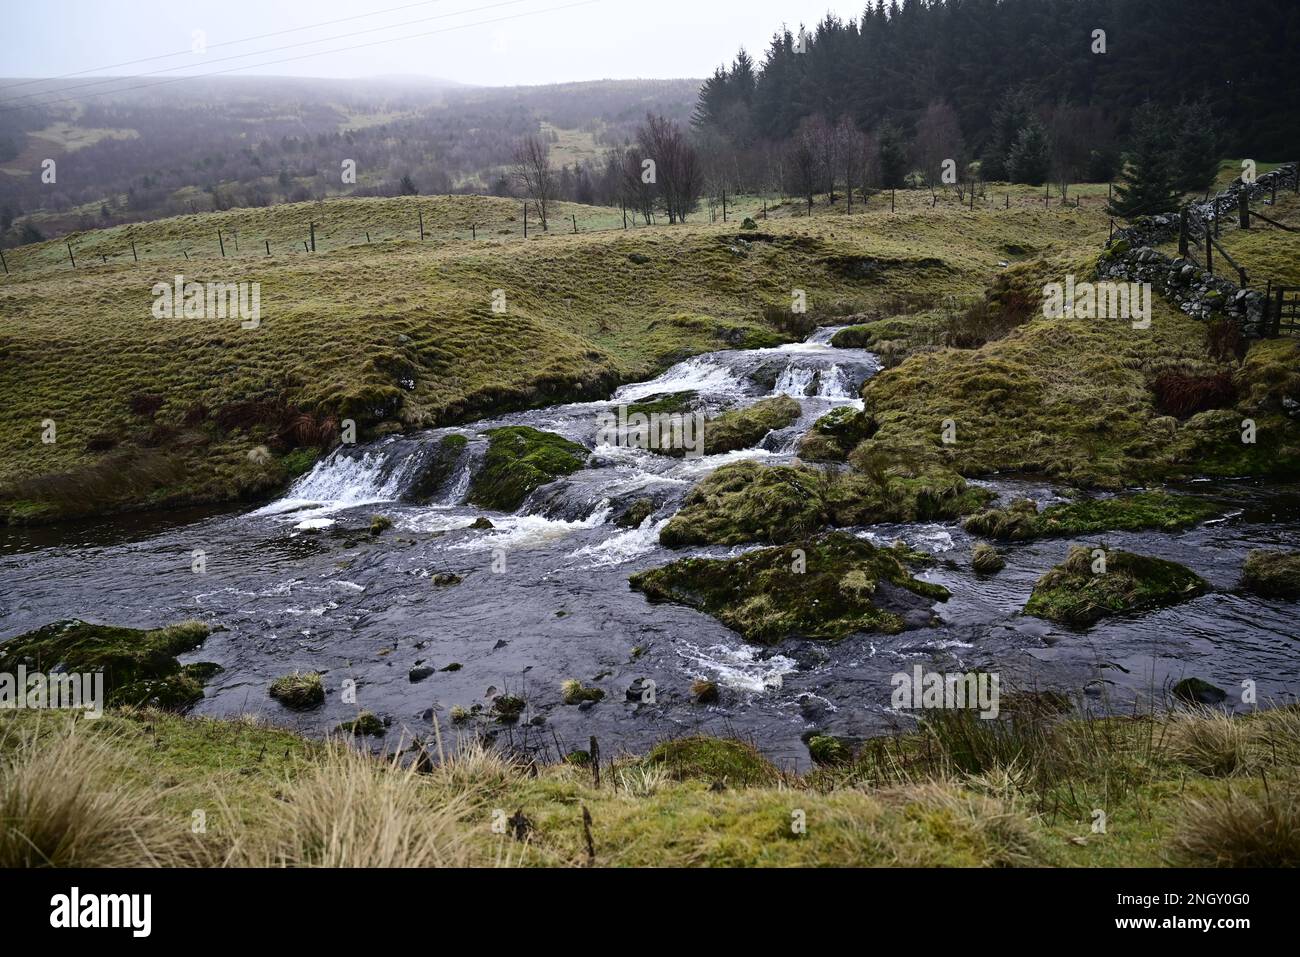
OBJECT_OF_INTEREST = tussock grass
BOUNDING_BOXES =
[4,702,1296,867]
[0,718,205,867]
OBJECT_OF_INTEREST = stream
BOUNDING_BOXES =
[1,327,1297,769]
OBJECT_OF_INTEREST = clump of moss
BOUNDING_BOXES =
[660,459,989,548]
[691,679,720,704]
[966,492,1219,542]
[431,572,462,586]
[644,736,780,786]
[807,734,852,766]
[469,426,588,511]
[268,671,324,710]
[336,711,386,736]
[797,407,878,462]
[830,324,874,348]
[560,680,605,705]
[631,532,949,644]
[492,694,526,723]
[369,514,393,535]
[971,543,1005,574]
[1241,550,1300,600]
[0,619,218,711]
[1024,546,1208,628]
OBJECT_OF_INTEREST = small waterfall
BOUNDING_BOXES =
[773,362,815,397]
[816,364,854,399]
[615,355,745,402]
[257,441,421,516]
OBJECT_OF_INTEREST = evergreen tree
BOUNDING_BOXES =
[877,121,909,189]
[1005,119,1052,185]
[1172,100,1221,194]
[1111,103,1180,218]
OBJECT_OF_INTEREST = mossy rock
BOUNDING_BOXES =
[644,736,780,786]
[468,426,588,512]
[0,618,217,711]
[404,433,468,503]
[798,407,878,462]
[971,542,1005,574]
[1172,677,1228,706]
[966,492,1219,542]
[615,497,656,529]
[623,391,698,419]
[1241,549,1300,600]
[268,671,325,710]
[431,572,463,586]
[660,459,989,549]
[631,532,950,644]
[468,516,495,529]
[492,694,526,722]
[656,395,799,458]
[830,324,875,349]
[1024,546,1208,628]
[336,711,386,736]
[369,514,393,535]
[561,680,605,705]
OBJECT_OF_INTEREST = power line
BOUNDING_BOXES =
[0,0,537,108]
[0,0,450,93]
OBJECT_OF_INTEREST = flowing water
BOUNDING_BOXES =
[1,328,1297,768]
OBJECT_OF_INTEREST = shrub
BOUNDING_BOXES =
[1151,370,1236,419]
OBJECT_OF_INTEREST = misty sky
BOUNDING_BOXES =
[3,0,860,87]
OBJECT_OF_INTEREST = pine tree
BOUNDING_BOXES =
[1005,119,1052,185]
[1111,103,1179,218]
[877,121,908,189]
[1172,100,1220,194]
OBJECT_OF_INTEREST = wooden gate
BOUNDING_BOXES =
[1266,286,1300,337]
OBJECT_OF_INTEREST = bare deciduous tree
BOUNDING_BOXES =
[511,134,555,231]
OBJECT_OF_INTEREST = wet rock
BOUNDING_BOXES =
[626,677,653,702]
[1024,546,1208,628]
[1173,677,1228,706]
[469,516,494,530]
[408,664,435,682]
[431,572,462,586]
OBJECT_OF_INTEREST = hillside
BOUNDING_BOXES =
[0,188,1124,523]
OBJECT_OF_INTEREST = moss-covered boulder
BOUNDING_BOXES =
[561,679,605,705]
[797,406,878,462]
[1024,546,1208,628]
[644,736,780,786]
[659,395,799,458]
[468,426,588,511]
[404,433,468,503]
[268,671,324,710]
[1240,549,1300,600]
[1172,677,1228,706]
[660,459,990,548]
[631,532,949,644]
[966,492,1219,542]
[0,619,218,711]
[615,497,656,529]
[830,325,874,348]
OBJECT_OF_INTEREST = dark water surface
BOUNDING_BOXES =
[2,328,1296,769]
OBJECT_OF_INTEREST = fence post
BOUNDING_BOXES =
[217,230,225,257]
[471,224,476,240]
[621,200,627,229]
[1178,207,1189,256]
[265,239,270,255]
[763,199,768,219]
[66,242,75,268]
[310,222,316,252]
[891,188,895,212]
[418,209,424,241]
[131,240,138,262]
[232,230,239,252]
[572,214,577,234]
[524,204,528,238]
[0,247,7,274]
[722,190,727,223]
[1239,189,1250,229]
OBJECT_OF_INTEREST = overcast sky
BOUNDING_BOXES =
[4,0,862,87]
